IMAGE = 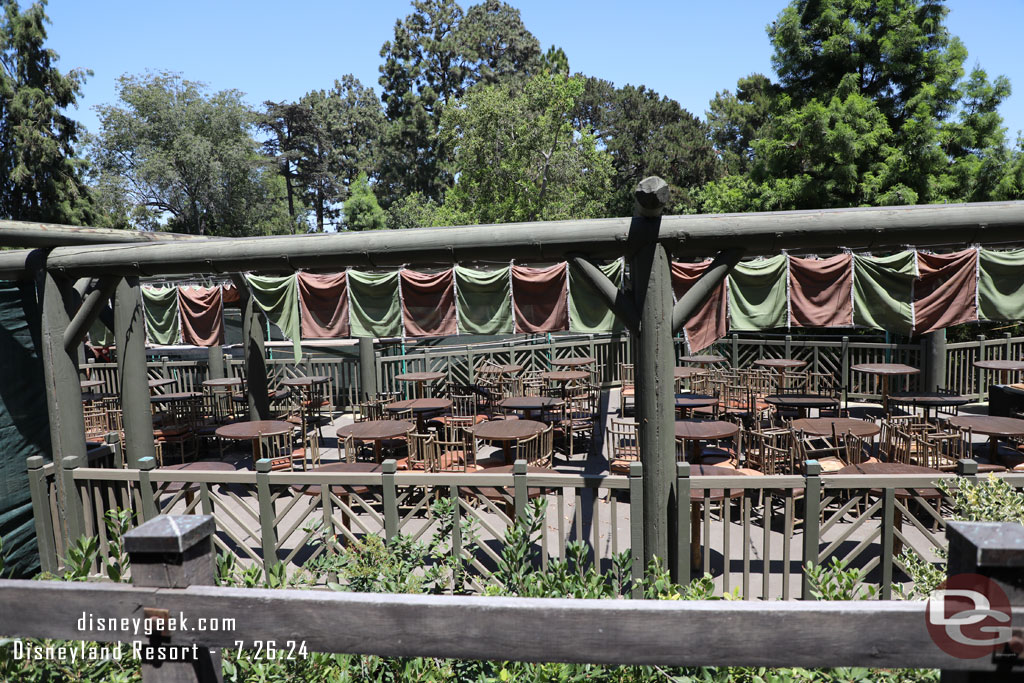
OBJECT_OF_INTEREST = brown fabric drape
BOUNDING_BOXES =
[221,283,241,307]
[178,286,224,346]
[789,253,853,327]
[913,249,978,335]
[511,263,569,333]
[400,269,457,337]
[297,272,349,338]
[670,261,728,352]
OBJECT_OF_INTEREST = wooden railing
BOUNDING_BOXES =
[2,516,1021,682]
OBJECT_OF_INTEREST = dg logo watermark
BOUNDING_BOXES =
[925,573,1012,659]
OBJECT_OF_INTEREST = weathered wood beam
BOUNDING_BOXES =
[63,276,120,353]
[30,201,1024,277]
[229,274,269,420]
[114,277,156,468]
[566,255,639,333]
[0,220,207,247]
[671,248,745,334]
[629,178,677,576]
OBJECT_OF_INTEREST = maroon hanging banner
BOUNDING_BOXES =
[400,269,457,337]
[511,263,569,333]
[178,286,224,346]
[297,272,350,338]
[789,253,853,328]
[670,261,727,352]
[913,249,978,336]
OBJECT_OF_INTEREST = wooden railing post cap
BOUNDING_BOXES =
[123,514,215,555]
[956,458,979,476]
[255,458,272,473]
[513,459,527,475]
[676,461,691,477]
[26,455,45,469]
[805,460,822,476]
[946,521,1024,570]
[382,459,397,474]
[61,455,80,469]
[138,456,156,471]
[629,461,643,477]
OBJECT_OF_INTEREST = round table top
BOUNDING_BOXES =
[888,391,970,407]
[157,461,237,493]
[850,363,920,376]
[688,464,745,502]
[216,420,294,440]
[539,370,588,382]
[476,364,523,375]
[385,398,452,413]
[292,461,381,496]
[946,415,1024,437]
[280,375,330,388]
[337,420,415,441]
[973,360,1024,372]
[150,391,203,404]
[791,417,881,438]
[80,379,104,390]
[753,358,807,370]
[551,357,596,367]
[764,394,841,409]
[832,461,942,498]
[498,396,564,410]
[674,366,708,379]
[395,372,445,382]
[679,354,726,364]
[674,419,739,441]
[148,378,176,389]
[674,394,719,409]
[471,419,546,441]
[203,377,242,387]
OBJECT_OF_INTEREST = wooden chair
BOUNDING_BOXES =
[431,426,475,473]
[396,432,435,471]
[791,427,847,473]
[558,385,597,457]
[154,398,201,463]
[264,429,300,472]
[607,418,639,474]
[619,362,635,414]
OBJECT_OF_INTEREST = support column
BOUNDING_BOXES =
[629,177,676,575]
[231,275,269,420]
[207,345,225,380]
[924,329,947,392]
[359,337,378,400]
[114,276,156,468]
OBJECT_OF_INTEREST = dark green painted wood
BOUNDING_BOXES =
[231,275,269,420]
[880,487,895,600]
[382,459,398,540]
[62,277,119,352]
[207,345,225,380]
[924,330,946,392]
[136,457,158,522]
[26,456,57,574]
[60,456,84,544]
[566,256,639,332]
[801,461,822,600]
[255,459,279,578]
[675,462,691,585]
[670,248,744,334]
[358,337,378,400]
[513,459,528,523]
[628,462,644,598]
[114,277,155,468]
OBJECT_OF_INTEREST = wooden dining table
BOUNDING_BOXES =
[395,372,445,398]
[336,420,415,462]
[945,414,1024,461]
[385,397,452,432]
[674,419,739,462]
[215,420,294,461]
[791,417,881,439]
[470,419,546,462]
[851,363,920,412]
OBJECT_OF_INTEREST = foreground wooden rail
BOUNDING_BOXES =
[1,517,1022,683]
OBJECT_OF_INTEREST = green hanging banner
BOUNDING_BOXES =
[728,255,788,330]
[348,269,402,338]
[978,248,1024,321]
[569,259,624,333]
[141,286,180,345]
[455,266,513,335]
[246,274,302,361]
[852,251,917,334]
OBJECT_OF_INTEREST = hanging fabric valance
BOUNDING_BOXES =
[455,266,513,335]
[511,263,569,334]
[141,286,180,345]
[297,272,349,338]
[401,269,458,337]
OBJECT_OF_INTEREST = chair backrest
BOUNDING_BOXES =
[264,430,296,471]
[357,399,383,422]
[450,393,478,418]
[83,405,110,440]
[390,407,414,421]
[517,432,541,466]
[406,432,436,470]
[340,434,359,463]
[807,372,838,397]
[744,428,794,475]
[618,363,634,387]
[842,431,872,465]
[432,428,472,472]
[608,418,639,462]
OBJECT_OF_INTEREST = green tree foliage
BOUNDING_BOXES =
[0,0,94,224]
[377,0,540,205]
[576,78,720,215]
[260,100,306,227]
[91,72,291,236]
[343,172,386,231]
[700,0,1014,212]
[440,73,613,224]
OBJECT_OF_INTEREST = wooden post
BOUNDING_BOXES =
[60,455,84,545]
[115,276,156,468]
[976,335,987,400]
[513,459,528,522]
[206,345,225,380]
[924,329,947,392]
[382,459,398,540]
[123,514,222,683]
[231,275,269,420]
[801,460,821,600]
[942,521,1024,682]
[137,456,159,522]
[359,337,378,400]
[255,458,279,578]
[674,462,691,585]
[629,177,676,575]
[26,456,58,574]
[628,461,644,598]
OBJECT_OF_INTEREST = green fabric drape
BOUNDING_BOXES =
[246,274,302,361]
[455,266,512,335]
[88,317,114,346]
[852,251,917,334]
[978,248,1024,321]
[348,270,402,338]
[727,255,788,330]
[141,286,179,345]
[569,259,624,333]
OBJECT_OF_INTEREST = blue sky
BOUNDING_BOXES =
[44,0,1024,141]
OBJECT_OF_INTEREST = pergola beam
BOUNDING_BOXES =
[0,220,207,248]
[11,201,1021,278]
[671,249,745,335]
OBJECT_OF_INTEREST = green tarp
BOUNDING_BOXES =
[978,248,1024,321]
[348,270,402,338]
[455,266,513,335]
[0,281,50,578]
[853,251,917,334]
[246,274,302,361]
[88,317,114,346]
[727,255,788,330]
[141,286,179,345]
[569,259,624,333]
